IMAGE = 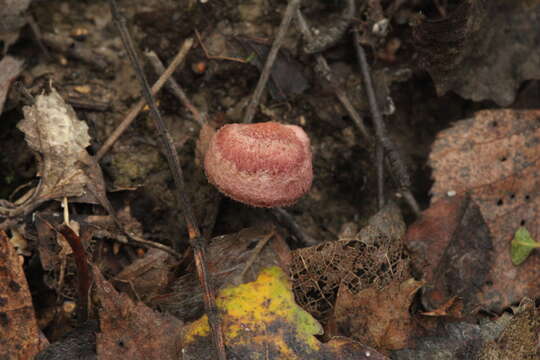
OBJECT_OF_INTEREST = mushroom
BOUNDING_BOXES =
[204,121,312,207]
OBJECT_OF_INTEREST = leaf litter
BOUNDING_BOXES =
[428,109,540,312]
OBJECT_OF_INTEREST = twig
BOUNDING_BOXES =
[242,0,302,124]
[238,228,275,282]
[26,15,51,59]
[145,50,206,126]
[108,2,226,359]
[95,38,193,160]
[376,143,385,209]
[295,8,371,142]
[352,29,420,215]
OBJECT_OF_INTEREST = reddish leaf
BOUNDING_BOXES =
[428,109,540,311]
[0,230,48,359]
[404,195,493,313]
[94,266,182,360]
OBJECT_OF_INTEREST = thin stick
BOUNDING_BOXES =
[296,8,371,142]
[145,50,206,126]
[376,143,385,209]
[107,2,226,359]
[96,38,193,160]
[242,0,302,124]
[352,29,420,215]
[238,228,275,282]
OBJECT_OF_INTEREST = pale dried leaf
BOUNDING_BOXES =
[17,88,106,205]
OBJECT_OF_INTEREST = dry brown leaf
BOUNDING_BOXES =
[93,265,183,360]
[291,202,408,322]
[0,230,48,359]
[333,278,423,352]
[413,0,540,106]
[182,266,388,360]
[429,109,540,312]
[404,195,493,313]
[113,248,177,301]
[155,225,290,321]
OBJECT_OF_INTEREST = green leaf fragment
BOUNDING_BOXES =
[510,227,540,266]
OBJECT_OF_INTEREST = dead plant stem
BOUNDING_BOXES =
[95,38,193,160]
[107,1,226,359]
[242,0,302,124]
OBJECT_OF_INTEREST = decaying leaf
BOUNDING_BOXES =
[18,88,98,201]
[478,298,539,360]
[392,298,539,360]
[114,248,177,301]
[392,315,505,360]
[428,109,540,312]
[510,226,540,266]
[1,87,112,222]
[0,55,23,114]
[333,278,423,351]
[35,321,98,360]
[413,0,540,106]
[234,37,309,100]
[182,266,387,360]
[94,266,183,360]
[404,195,493,313]
[0,230,48,359]
[155,225,290,321]
[291,202,408,322]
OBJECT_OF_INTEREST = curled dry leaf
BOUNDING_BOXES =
[8,88,109,217]
[428,109,540,312]
[413,1,540,106]
[182,266,387,360]
[333,278,423,352]
[93,266,183,360]
[0,230,48,359]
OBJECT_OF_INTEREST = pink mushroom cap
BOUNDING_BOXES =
[204,121,313,207]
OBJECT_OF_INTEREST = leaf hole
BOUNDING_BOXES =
[491,121,498,127]
[525,194,531,201]
[117,340,125,348]
[500,156,507,162]
[496,199,503,206]
[510,193,515,200]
